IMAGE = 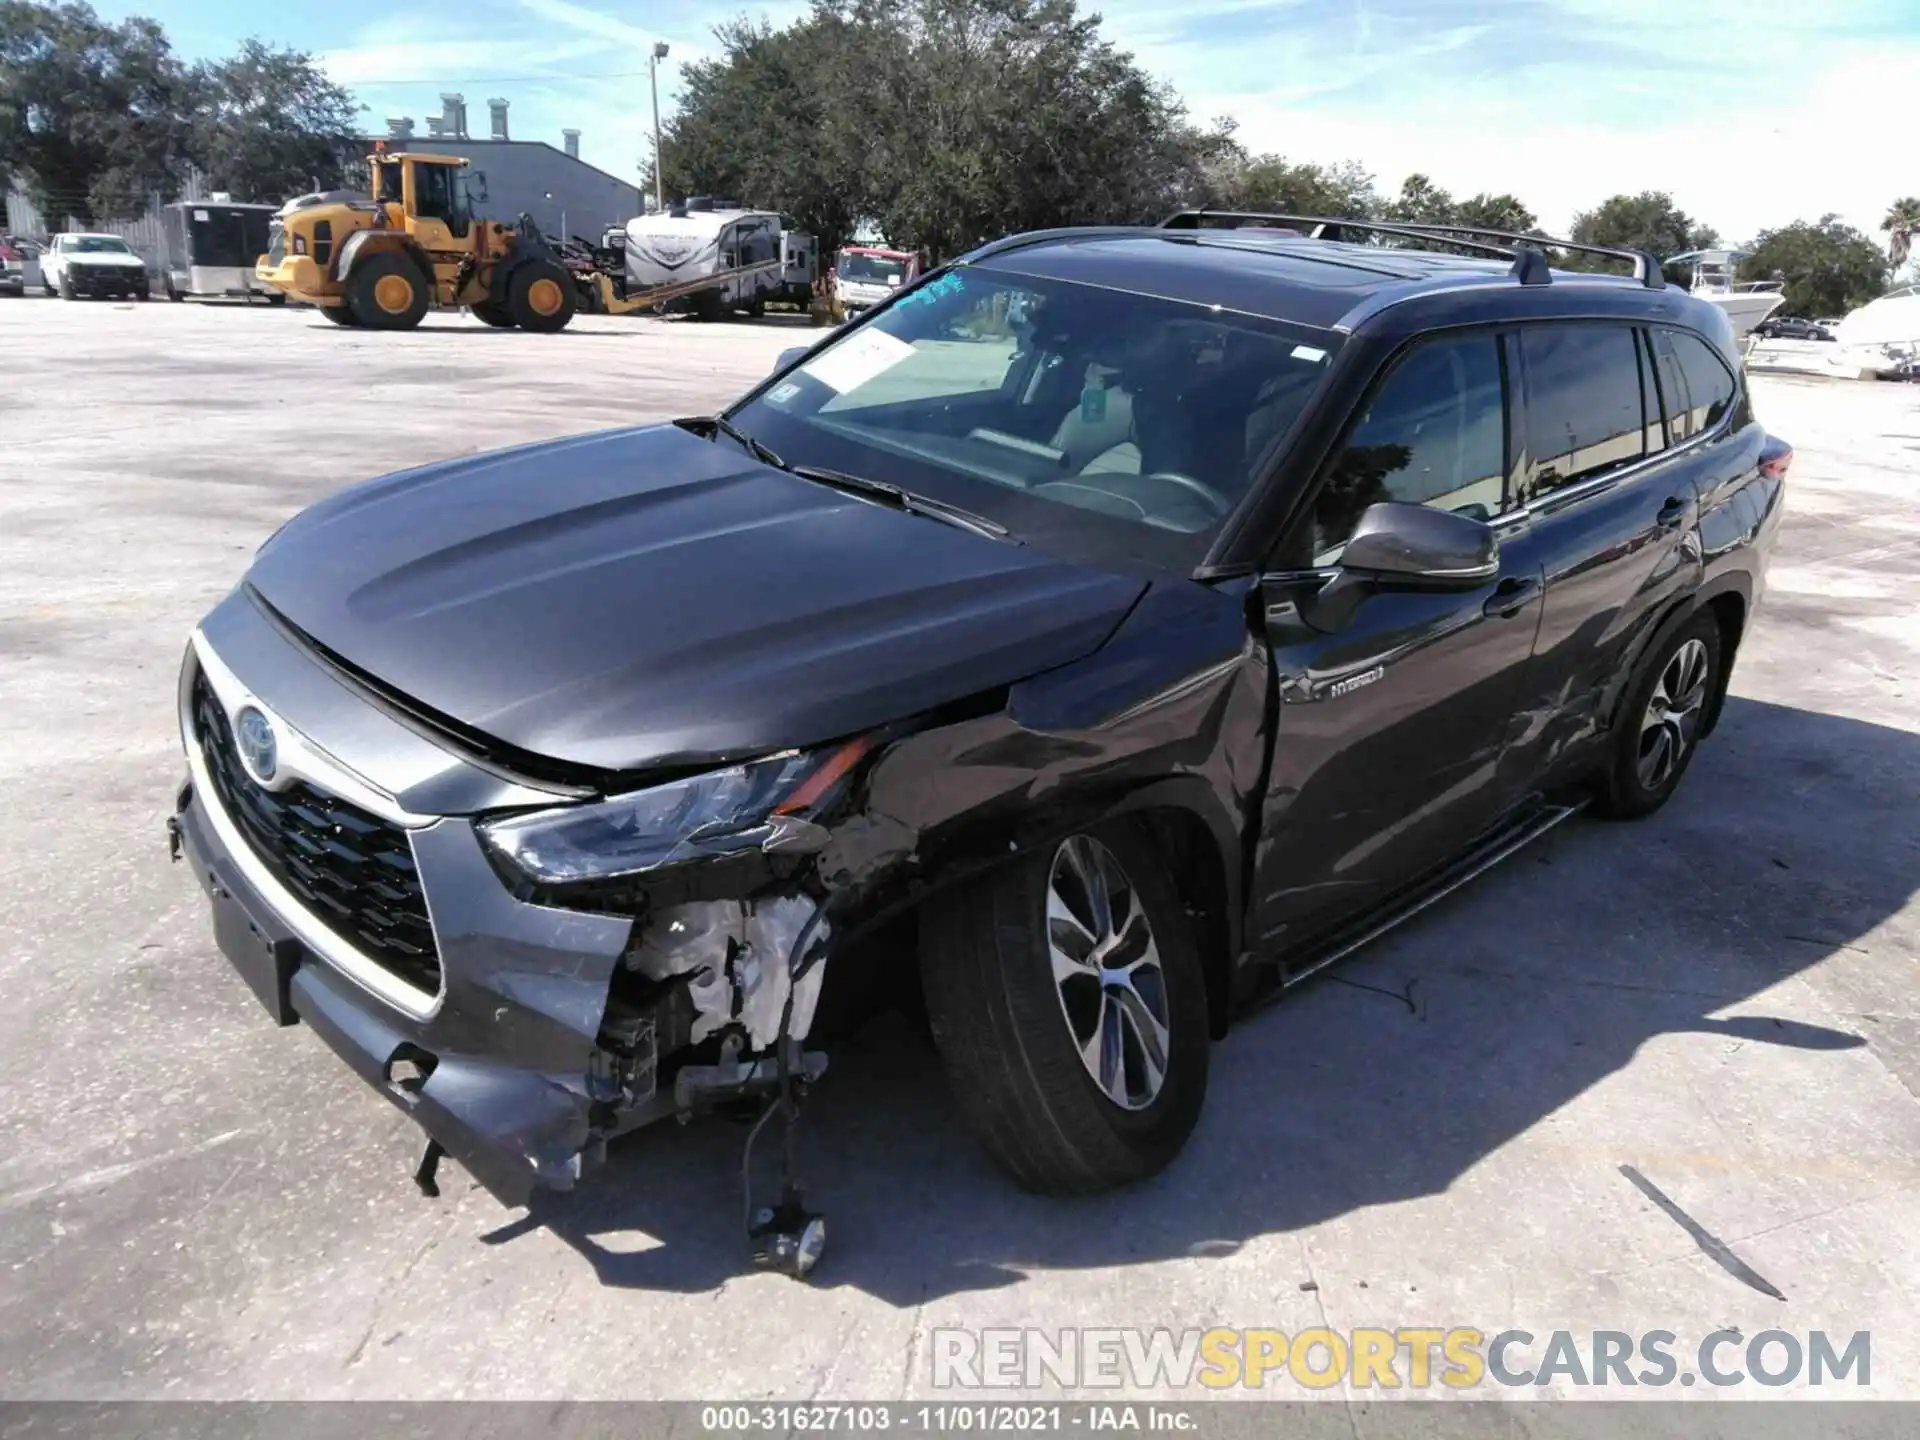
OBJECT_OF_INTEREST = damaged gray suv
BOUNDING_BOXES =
[172,212,1786,1274]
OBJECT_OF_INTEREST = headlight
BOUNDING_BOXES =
[478,737,873,887]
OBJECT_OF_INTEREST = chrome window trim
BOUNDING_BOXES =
[1487,344,1736,528]
[182,630,444,1019]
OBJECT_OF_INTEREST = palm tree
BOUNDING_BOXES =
[1883,197,1920,273]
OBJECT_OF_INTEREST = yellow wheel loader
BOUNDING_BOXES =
[256,146,580,332]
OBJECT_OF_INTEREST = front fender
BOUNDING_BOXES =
[487,233,565,307]
[336,230,433,289]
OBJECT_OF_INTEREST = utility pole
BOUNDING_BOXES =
[649,41,670,214]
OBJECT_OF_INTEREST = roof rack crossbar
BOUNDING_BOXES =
[1157,210,1666,289]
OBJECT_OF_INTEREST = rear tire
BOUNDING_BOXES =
[1589,611,1723,820]
[319,304,359,327]
[919,819,1210,1195]
[346,253,429,330]
[470,299,514,328]
[266,292,286,307]
[506,261,575,332]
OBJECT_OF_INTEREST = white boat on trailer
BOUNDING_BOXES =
[1831,282,1920,377]
[1667,249,1786,339]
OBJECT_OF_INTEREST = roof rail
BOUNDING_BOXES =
[1158,210,1667,289]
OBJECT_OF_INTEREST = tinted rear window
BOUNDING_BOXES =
[1521,324,1647,500]
[1664,330,1737,441]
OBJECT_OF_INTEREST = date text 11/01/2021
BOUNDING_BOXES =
[699,1406,1192,1432]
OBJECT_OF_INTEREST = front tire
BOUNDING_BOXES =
[470,299,514,328]
[58,274,75,300]
[319,304,359,327]
[919,820,1210,1194]
[1590,612,1723,819]
[346,253,429,330]
[506,262,575,332]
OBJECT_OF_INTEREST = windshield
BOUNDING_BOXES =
[837,252,908,285]
[70,237,131,254]
[728,266,1339,570]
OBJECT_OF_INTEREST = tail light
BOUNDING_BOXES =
[1759,438,1793,480]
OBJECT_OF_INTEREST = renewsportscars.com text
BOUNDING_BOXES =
[931,1327,1871,1391]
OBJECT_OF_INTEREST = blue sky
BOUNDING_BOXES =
[118,0,1920,250]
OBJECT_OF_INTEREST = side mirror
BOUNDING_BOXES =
[774,345,809,374]
[468,172,489,203]
[1339,501,1498,583]
[1303,502,1498,632]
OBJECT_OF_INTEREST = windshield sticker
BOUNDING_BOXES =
[803,327,917,393]
[891,270,964,311]
[767,381,802,406]
[1291,344,1328,363]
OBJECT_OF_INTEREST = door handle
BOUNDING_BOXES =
[1656,495,1691,527]
[1483,575,1541,619]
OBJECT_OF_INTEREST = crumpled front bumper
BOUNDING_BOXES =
[173,596,643,1207]
[173,785,624,1205]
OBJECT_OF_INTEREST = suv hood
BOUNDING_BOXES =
[245,424,1146,773]
[69,254,144,268]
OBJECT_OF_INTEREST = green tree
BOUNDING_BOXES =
[1568,191,1717,277]
[1226,155,1376,218]
[654,12,871,258]
[1882,196,1920,274]
[1385,172,1455,224]
[0,0,196,224]
[1739,215,1887,317]
[187,39,360,204]
[657,0,1246,261]
[1454,192,1537,234]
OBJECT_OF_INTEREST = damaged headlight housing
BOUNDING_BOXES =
[479,737,871,886]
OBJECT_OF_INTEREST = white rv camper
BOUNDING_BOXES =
[623,199,814,319]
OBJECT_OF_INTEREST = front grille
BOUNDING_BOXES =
[191,666,440,995]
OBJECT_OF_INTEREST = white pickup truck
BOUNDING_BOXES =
[43,233,151,300]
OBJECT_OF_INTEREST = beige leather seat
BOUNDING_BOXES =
[1049,377,1136,473]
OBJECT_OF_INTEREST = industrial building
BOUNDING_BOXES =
[373,95,642,242]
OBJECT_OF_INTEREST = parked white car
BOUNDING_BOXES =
[43,233,150,300]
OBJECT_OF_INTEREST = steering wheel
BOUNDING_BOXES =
[1141,471,1235,517]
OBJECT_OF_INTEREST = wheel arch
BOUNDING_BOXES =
[855,775,1244,1042]
[487,234,569,308]
[1601,573,1752,739]
[1694,578,1750,738]
[336,230,435,292]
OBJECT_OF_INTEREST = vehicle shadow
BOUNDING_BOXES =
[483,696,1916,1304]
[298,321,650,337]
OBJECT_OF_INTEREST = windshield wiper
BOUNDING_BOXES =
[678,413,784,470]
[678,416,1013,543]
[787,464,1015,543]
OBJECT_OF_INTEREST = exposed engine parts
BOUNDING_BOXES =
[626,893,829,1050]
